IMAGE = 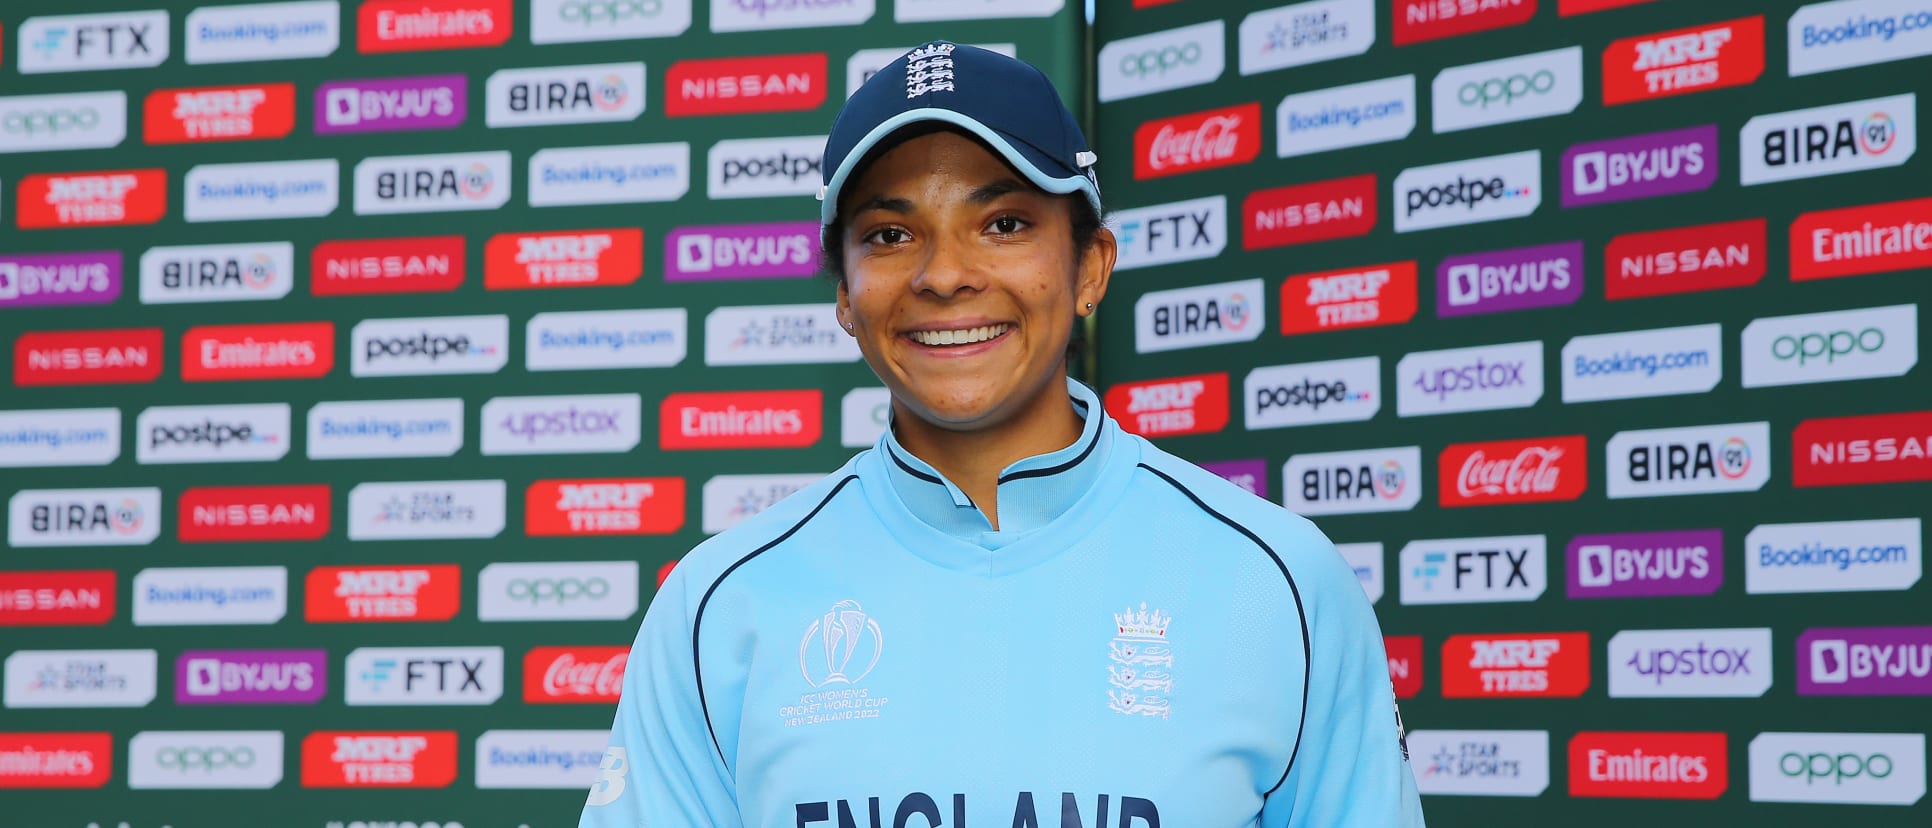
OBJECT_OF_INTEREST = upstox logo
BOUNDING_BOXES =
[1097,20,1226,102]
[353,151,511,215]
[485,62,646,128]
[1393,150,1541,233]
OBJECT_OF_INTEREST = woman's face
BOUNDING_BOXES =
[835,130,1114,432]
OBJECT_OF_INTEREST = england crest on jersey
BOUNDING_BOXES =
[1108,602,1174,718]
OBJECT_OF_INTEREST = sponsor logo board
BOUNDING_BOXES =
[1791,196,1932,282]
[1097,20,1226,103]
[526,308,686,371]
[315,74,467,135]
[1569,732,1729,798]
[0,407,121,468]
[177,485,330,543]
[1282,446,1421,516]
[0,252,123,309]
[1740,93,1917,185]
[1793,410,1932,487]
[1135,278,1265,353]
[353,151,511,215]
[1135,102,1261,180]
[17,11,170,74]
[661,390,822,450]
[311,236,465,296]
[474,729,609,790]
[1745,518,1922,594]
[526,478,685,536]
[128,730,283,789]
[4,649,156,708]
[1238,0,1375,76]
[1283,260,1418,334]
[667,53,827,114]
[1393,150,1541,233]
[144,83,296,144]
[523,648,626,704]
[1439,436,1586,507]
[1442,632,1590,697]
[136,403,290,465]
[1748,731,1928,805]
[1433,46,1583,133]
[477,561,639,622]
[666,221,818,281]
[1798,626,1932,695]
[14,327,164,386]
[183,159,339,223]
[1438,241,1582,318]
[1741,304,1917,387]
[140,242,295,305]
[704,304,862,366]
[1109,196,1228,272]
[485,62,646,128]
[1396,340,1544,417]
[0,732,112,788]
[0,91,128,154]
[1789,0,1932,76]
[1568,529,1725,599]
[357,0,511,53]
[486,228,644,289]
[1243,174,1377,249]
[186,1,341,64]
[1337,542,1384,604]
[840,387,890,448]
[1562,125,1719,208]
[1393,0,1538,46]
[351,315,509,378]
[1604,16,1765,105]
[701,473,822,534]
[0,570,117,627]
[1387,634,1424,699]
[16,169,167,229]
[344,647,503,706]
[1606,421,1772,498]
[707,135,824,199]
[1605,218,1767,300]
[181,322,334,381]
[481,394,641,456]
[300,731,457,788]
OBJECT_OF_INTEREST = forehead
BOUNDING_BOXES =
[843,129,1040,203]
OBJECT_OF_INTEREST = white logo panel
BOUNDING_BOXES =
[530,0,692,43]
[1393,150,1542,233]
[132,566,288,626]
[1135,278,1266,354]
[1741,93,1917,185]
[841,387,891,448]
[1109,195,1228,272]
[1399,535,1548,605]
[344,647,503,706]
[137,403,290,465]
[1745,518,1923,594]
[526,308,688,371]
[480,394,642,456]
[0,91,128,154]
[128,731,284,789]
[347,480,508,541]
[353,150,512,215]
[4,649,156,708]
[1789,0,1932,76]
[707,135,824,199]
[704,304,861,366]
[1239,0,1375,76]
[139,242,295,304]
[1396,340,1544,417]
[702,473,824,534]
[307,398,463,460]
[1277,75,1416,158]
[1607,627,1775,698]
[1741,304,1917,387]
[7,487,162,547]
[475,729,610,789]
[184,159,339,222]
[1408,730,1551,796]
[185,1,340,64]
[529,142,689,206]
[485,62,647,127]
[0,408,121,468]
[1282,446,1422,516]
[1245,357,1381,430]
[1097,20,1226,103]
[351,315,509,378]
[477,561,640,622]
[1606,421,1773,499]
[1336,543,1385,604]
[1562,324,1724,403]
[1432,46,1584,133]
[1749,732,1927,805]
[18,11,170,74]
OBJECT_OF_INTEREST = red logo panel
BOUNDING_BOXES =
[1103,373,1230,438]
[525,478,686,537]
[143,83,296,144]
[1790,196,1932,282]
[1385,635,1424,699]
[1134,102,1261,180]
[311,236,466,296]
[524,646,628,704]
[178,485,331,543]
[1441,632,1591,698]
[14,327,164,387]
[1569,732,1729,799]
[485,229,644,289]
[181,321,335,382]
[666,53,828,117]
[1793,411,1932,488]
[0,733,113,789]
[357,0,511,53]
[660,390,823,450]
[17,169,167,229]
[301,731,457,788]
[1243,175,1377,250]
[1280,261,1418,335]
[1393,0,1539,46]
[1439,436,1588,507]
[1604,218,1766,300]
[1559,0,1658,14]
[1603,16,1765,105]
[0,571,116,627]
[305,565,461,623]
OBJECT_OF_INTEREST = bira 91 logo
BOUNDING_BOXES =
[301,731,457,788]
[17,169,167,229]
[524,646,627,703]
[1605,218,1767,300]
[1283,446,1423,516]
[180,322,335,382]
[660,390,822,450]
[0,732,113,789]
[178,485,331,543]
[1135,102,1262,180]
[485,229,644,290]
[1606,421,1773,499]
[7,487,160,548]
[1280,261,1418,335]
[0,570,117,627]
[353,151,511,215]
[1244,174,1378,250]
[311,236,466,296]
[1103,373,1231,438]
[1603,16,1764,105]
[1443,632,1591,697]
[1439,436,1588,507]
[485,62,647,128]
[1134,278,1265,354]
[140,242,296,306]
[1393,0,1539,46]
[144,83,296,144]
[305,565,461,623]
[1798,626,1932,696]
[1386,635,1424,699]
[1740,93,1917,187]
[1570,732,1729,799]
[1790,196,1932,282]
[667,53,828,117]
[14,327,163,386]
[358,0,510,53]
[1793,410,1932,488]
[525,478,686,537]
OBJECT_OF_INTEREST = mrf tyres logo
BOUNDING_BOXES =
[1396,340,1544,417]
[1109,195,1227,272]
[1133,278,1264,354]
[1400,535,1548,606]
[1606,421,1772,498]
[525,478,685,536]
[1603,15,1764,105]
[353,151,511,215]
[144,83,296,144]
[17,169,168,229]
[1282,445,1422,516]
[1443,631,1590,698]
[1607,628,1774,698]
[486,229,644,289]
[1103,373,1230,438]
[301,730,458,788]
[1243,356,1380,430]
[1741,304,1918,389]
[1741,93,1918,186]
[350,315,509,378]
[305,565,461,623]
[707,135,823,199]
[1282,261,1418,334]
[485,62,646,128]
[1394,150,1541,233]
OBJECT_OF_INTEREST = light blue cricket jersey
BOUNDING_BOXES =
[582,378,1425,828]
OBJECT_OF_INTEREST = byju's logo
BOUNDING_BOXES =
[476,561,639,622]
[485,62,646,128]
[1741,303,1917,387]
[1439,241,1582,318]
[1798,626,1932,695]
[345,647,503,706]
[1275,74,1415,159]
[667,221,819,280]
[707,135,824,198]
[353,151,511,215]
[1394,150,1541,233]
[0,91,128,154]
[1244,356,1381,429]
[1789,0,1932,77]
[306,398,464,460]
[316,74,467,135]
[1562,124,1718,208]
[1744,517,1922,595]
[176,649,327,705]
[481,394,642,455]
[183,159,339,223]
[705,304,861,366]
[347,479,507,541]
[1748,731,1928,806]
[1110,195,1228,272]
[1561,323,1724,403]
[1741,93,1917,186]
[16,169,168,229]
[701,473,822,534]
[1201,458,1268,499]
[185,1,341,65]
[1569,529,1725,599]
[127,730,284,790]
[1790,195,1932,282]
[350,315,509,378]
[1238,0,1375,77]
[1396,340,1544,417]
[0,252,124,309]
[17,11,170,74]
[140,242,294,305]
[1401,535,1548,605]
[1433,46,1583,134]
[529,141,688,206]
[1281,445,1422,516]
[136,404,290,465]
[525,308,687,371]
[1607,628,1773,698]
[1134,278,1264,353]
[6,488,161,548]
[1282,261,1419,334]
[1408,729,1551,797]
[1606,421,1772,498]
[1098,20,1225,102]
[132,566,288,626]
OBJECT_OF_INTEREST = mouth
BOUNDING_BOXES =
[905,323,1012,348]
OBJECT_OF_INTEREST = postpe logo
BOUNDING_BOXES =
[1393,150,1541,233]
[1243,356,1381,430]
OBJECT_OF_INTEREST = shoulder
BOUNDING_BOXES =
[661,458,867,607]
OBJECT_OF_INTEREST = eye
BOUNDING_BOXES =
[863,226,910,246]
[989,215,1028,235]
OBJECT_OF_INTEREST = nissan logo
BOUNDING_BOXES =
[1119,43,1202,77]
[158,746,256,771]
[3,108,99,135]
[1459,71,1556,108]
[508,577,610,603]
[560,0,663,24]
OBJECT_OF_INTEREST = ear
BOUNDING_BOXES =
[1076,226,1117,316]
[835,277,856,336]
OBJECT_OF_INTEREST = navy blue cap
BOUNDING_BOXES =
[818,42,1101,231]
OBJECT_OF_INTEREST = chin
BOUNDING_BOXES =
[898,383,1015,431]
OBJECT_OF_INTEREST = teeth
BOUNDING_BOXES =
[910,324,1009,347]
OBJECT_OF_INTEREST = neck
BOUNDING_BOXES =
[891,378,1084,531]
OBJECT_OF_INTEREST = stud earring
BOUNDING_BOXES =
[1085,302,1095,313]
[844,321,854,330]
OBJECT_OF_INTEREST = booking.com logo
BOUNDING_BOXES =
[1801,10,1932,46]
[1572,348,1711,378]
[1757,540,1911,571]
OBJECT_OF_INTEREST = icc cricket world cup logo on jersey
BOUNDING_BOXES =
[1109,602,1174,718]
[799,599,884,688]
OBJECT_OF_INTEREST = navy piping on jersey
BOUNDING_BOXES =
[999,407,1101,484]
[691,474,861,772]
[884,443,943,484]
[1137,462,1311,796]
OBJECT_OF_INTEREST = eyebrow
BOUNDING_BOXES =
[849,178,1034,218]
[967,178,1030,205]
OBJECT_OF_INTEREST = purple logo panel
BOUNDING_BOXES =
[1561,124,1719,208]
[1567,529,1724,599]
[1437,240,1584,318]
[1798,626,1932,696]
[315,74,468,135]
[0,252,122,309]
[1201,458,1269,500]
[175,649,328,705]
[665,222,821,281]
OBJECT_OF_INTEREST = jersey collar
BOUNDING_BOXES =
[877,377,1112,550]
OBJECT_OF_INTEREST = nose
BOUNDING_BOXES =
[909,232,986,300]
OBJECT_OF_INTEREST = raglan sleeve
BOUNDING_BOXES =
[580,563,744,828]
[1261,531,1426,828]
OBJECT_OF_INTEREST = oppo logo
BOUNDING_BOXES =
[1097,20,1226,102]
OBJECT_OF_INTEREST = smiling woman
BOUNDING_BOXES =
[582,42,1426,828]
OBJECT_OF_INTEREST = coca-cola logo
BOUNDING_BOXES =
[524,646,627,703]
[1134,102,1261,180]
[1440,436,1588,507]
